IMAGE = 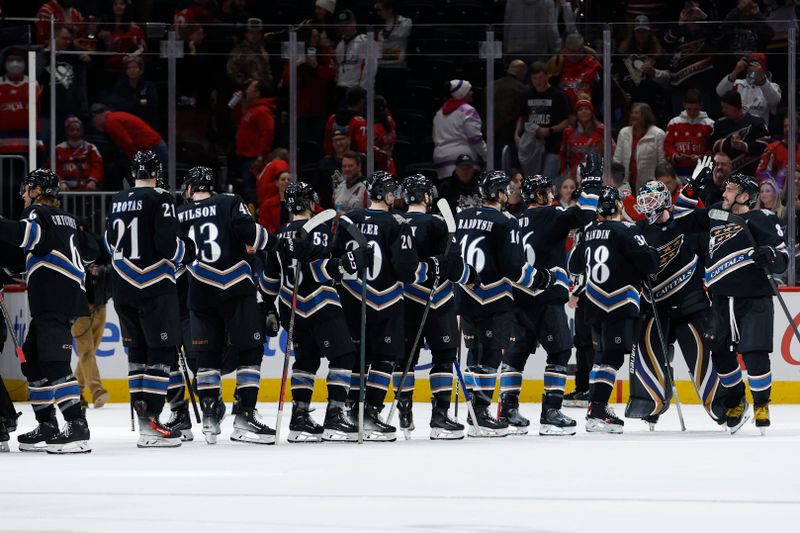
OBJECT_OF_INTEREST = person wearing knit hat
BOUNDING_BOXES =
[716,51,782,124]
[315,0,335,14]
[559,98,605,180]
[711,90,769,175]
[432,79,487,179]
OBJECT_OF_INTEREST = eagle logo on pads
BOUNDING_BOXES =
[657,235,683,272]
[709,224,743,258]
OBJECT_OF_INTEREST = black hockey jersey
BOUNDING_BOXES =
[0,204,92,318]
[177,193,271,309]
[569,219,659,323]
[260,220,343,320]
[402,211,464,310]
[515,192,597,306]
[332,208,422,314]
[703,209,787,297]
[456,205,534,317]
[105,186,185,303]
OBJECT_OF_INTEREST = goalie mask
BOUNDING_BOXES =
[635,180,672,224]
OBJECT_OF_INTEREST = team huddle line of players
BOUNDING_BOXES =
[0,147,786,453]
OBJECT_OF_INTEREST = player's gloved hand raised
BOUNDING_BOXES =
[341,246,373,274]
[685,155,713,197]
[280,237,313,262]
[264,305,280,337]
[752,245,778,269]
[533,267,553,289]
[580,174,604,196]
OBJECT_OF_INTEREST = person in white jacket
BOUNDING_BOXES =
[716,52,781,125]
[613,102,666,192]
[433,80,488,179]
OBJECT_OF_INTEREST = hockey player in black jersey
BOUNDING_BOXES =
[626,178,729,428]
[106,150,188,447]
[501,168,600,436]
[395,174,470,440]
[456,170,552,437]
[680,170,787,433]
[260,182,370,442]
[178,166,277,444]
[333,171,453,441]
[0,169,94,453]
[569,186,659,433]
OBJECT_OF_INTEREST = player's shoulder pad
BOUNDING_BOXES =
[621,221,636,228]
[154,187,169,194]
[501,211,516,220]
[392,213,409,225]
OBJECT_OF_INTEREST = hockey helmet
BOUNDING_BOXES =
[367,170,398,201]
[598,186,621,217]
[478,170,512,201]
[401,174,437,205]
[130,150,162,185]
[20,168,60,198]
[579,152,604,181]
[726,173,760,208]
[520,174,552,203]
[284,182,319,214]
[635,180,672,224]
[183,166,215,194]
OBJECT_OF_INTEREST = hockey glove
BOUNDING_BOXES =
[341,246,373,274]
[180,236,197,263]
[580,174,604,196]
[684,155,713,198]
[752,245,778,270]
[533,267,553,290]
[425,254,465,283]
[280,237,313,263]
[264,305,280,337]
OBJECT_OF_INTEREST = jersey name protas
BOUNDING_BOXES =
[112,200,143,213]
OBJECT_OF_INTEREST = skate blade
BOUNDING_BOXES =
[18,442,48,452]
[287,430,323,443]
[137,436,181,448]
[231,429,276,445]
[403,429,412,440]
[648,422,656,432]
[429,428,465,440]
[728,413,751,435]
[563,400,589,408]
[364,430,396,442]
[46,440,92,454]
[506,425,529,436]
[180,429,194,442]
[0,441,10,452]
[758,426,767,436]
[322,429,358,442]
[585,420,624,434]
[467,425,508,438]
[539,424,577,436]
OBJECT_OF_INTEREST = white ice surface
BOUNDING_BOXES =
[2,402,799,533]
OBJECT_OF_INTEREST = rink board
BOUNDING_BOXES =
[3,287,800,402]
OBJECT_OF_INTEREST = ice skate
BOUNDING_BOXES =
[429,398,464,440]
[0,421,10,453]
[363,403,396,442]
[643,414,659,432]
[323,401,358,442]
[467,404,509,437]
[498,394,529,435]
[17,412,58,452]
[754,404,770,435]
[135,401,182,448]
[288,402,323,443]
[725,398,750,435]
[585,402,624,434]
[397,396,414,440]
[200,396,226,445]
[46,416,91,454]
[563,389,589,408]
[164,405,194,441]
[232,408,275,444]
[539,407,577,436]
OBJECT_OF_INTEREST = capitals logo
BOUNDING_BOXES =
[709,223,742,258]
[657,235,683,273]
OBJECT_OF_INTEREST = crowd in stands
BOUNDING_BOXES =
[0,0,797,237]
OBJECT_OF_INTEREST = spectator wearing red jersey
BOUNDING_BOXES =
[98,0,146,77]
[278,26,335,144]
[233,79,276,203]
[173,0,220,31]
[664,89,714,178]
[0,48,43,155]
[548,32,601,107]
[256,148,290,231]
[323,86,368,155]
[53,116,103,191]
[90,103,167,164]
[36,0,84,44]
[756,116,800,190]
[560,99,605,180]
[259,166,292,234]
[373,96,397,174]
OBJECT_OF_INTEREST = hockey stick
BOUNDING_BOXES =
[708,209,800,347]
[643,278,686,432]
[0,290,26,363]
[336,216,370,444]
[275,209,337,444]
[453,352,483,437]
[178,348,201,424]
[386,199,455,435]
[454,316,462,419]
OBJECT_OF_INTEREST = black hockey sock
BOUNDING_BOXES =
[543,364,568,408]
[27,379,56,423]
[743,351,771,405]
[143,364,170,415]
[365,360,394,407]
[499,363,523,398]
[575,346,593,392]
[716,358,746,407]
[235,365,260,409]
[589,364,617,404]
[166,368,186,409]
[467,364,498,408]
[197,368,222,406]
[392,369,415,397]
[128,362,146,406]
[290,368,315,405]
[429,362,453,404]
[51,375,82,421]
[327,367,351,403]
